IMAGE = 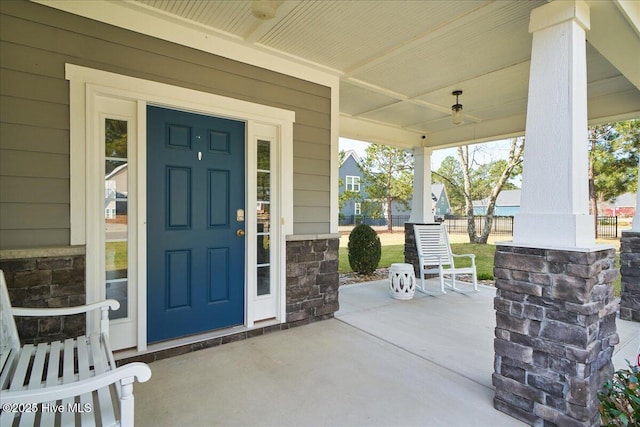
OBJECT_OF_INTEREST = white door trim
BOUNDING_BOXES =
[87,94,139,350]
[67,64,294,351]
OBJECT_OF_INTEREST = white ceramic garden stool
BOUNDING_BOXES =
[388,263,416,300]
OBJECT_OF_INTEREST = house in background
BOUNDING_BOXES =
[390,183,451,219]
[431,184,451,218]
[600,192,637,218]
[472,189,638,218]
[104,163,128,218]
[338,150,366,218]
[338,150,451,221]
[473,189,521,216]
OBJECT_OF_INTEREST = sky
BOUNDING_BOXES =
[339,137,516,170]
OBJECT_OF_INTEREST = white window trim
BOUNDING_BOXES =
[67,64,294,351]
[346,175,360,192]
[354,202,362,216]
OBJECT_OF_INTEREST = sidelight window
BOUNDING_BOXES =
[256,140,272,297]
[104,119,129,320]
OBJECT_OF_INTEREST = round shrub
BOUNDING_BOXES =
[348,224,381,274]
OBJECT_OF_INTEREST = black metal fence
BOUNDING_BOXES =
[596,216,618,239]
[339,214,621,239]
[338,214,514,234]
[338,215,410,228]
[442,216,514,236]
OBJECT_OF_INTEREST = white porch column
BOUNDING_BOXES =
[409,147,434,223]
[632,162,640,232]
[513,1,595,249]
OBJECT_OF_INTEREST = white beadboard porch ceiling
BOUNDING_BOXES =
[129,0,639,149]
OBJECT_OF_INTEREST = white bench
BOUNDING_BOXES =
[0,269,151,427]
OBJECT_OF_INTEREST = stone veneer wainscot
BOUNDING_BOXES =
[0,246,87,344]
[285,235,340,325]
[493,245,618,426]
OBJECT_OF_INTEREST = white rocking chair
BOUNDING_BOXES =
[413,223,478,295]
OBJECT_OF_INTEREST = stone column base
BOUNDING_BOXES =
[493,245,618,426]
[620,231,640,322]
[404,223,418,274]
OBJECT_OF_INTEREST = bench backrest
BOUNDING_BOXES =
[413,224,454,268]
[0,270,20,388]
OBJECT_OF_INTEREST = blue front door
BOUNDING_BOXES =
[147,106,245,343]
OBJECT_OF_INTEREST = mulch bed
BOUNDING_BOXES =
[339,268,495,287]
[339,268,390,286]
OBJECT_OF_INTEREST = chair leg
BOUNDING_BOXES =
[415,266,445,296]
[415,266,424,293]
[448,270,479,294]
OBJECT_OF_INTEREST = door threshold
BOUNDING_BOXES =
[114,319,281,361]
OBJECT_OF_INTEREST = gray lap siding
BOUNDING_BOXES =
[0,0,331,249]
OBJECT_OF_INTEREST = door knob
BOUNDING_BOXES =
[236,229,245,237]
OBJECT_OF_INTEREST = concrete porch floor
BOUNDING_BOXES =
[135,281,639,426]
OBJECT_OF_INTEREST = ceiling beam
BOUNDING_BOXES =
[586,0,640,90]
[339,113,523,150]
[339,115,423,149]
[615,0,640,37]
[344,77,482,121]
[425,114,527,148]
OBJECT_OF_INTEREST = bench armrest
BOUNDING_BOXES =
[452,253,475,262]
[451,253,476,268]
[11,300,120,317]
[13,300,120,335]
[0,362,151,405]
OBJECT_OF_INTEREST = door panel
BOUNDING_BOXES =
[208,170,229,226]
[167,167,191,229]
[208,248,229,302]
[147,106,245,343]
[166,250,191,309]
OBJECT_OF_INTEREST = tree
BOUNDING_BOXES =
[588,120,640,231]
[360,144,414,231]
[433,156,465,214]
[470,159,521,198]
[458,138,524,243]
[105,119,128,175]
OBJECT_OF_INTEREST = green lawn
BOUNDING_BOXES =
[339,242,622,295]
[106,241,128,271]
[339,243,495,278]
